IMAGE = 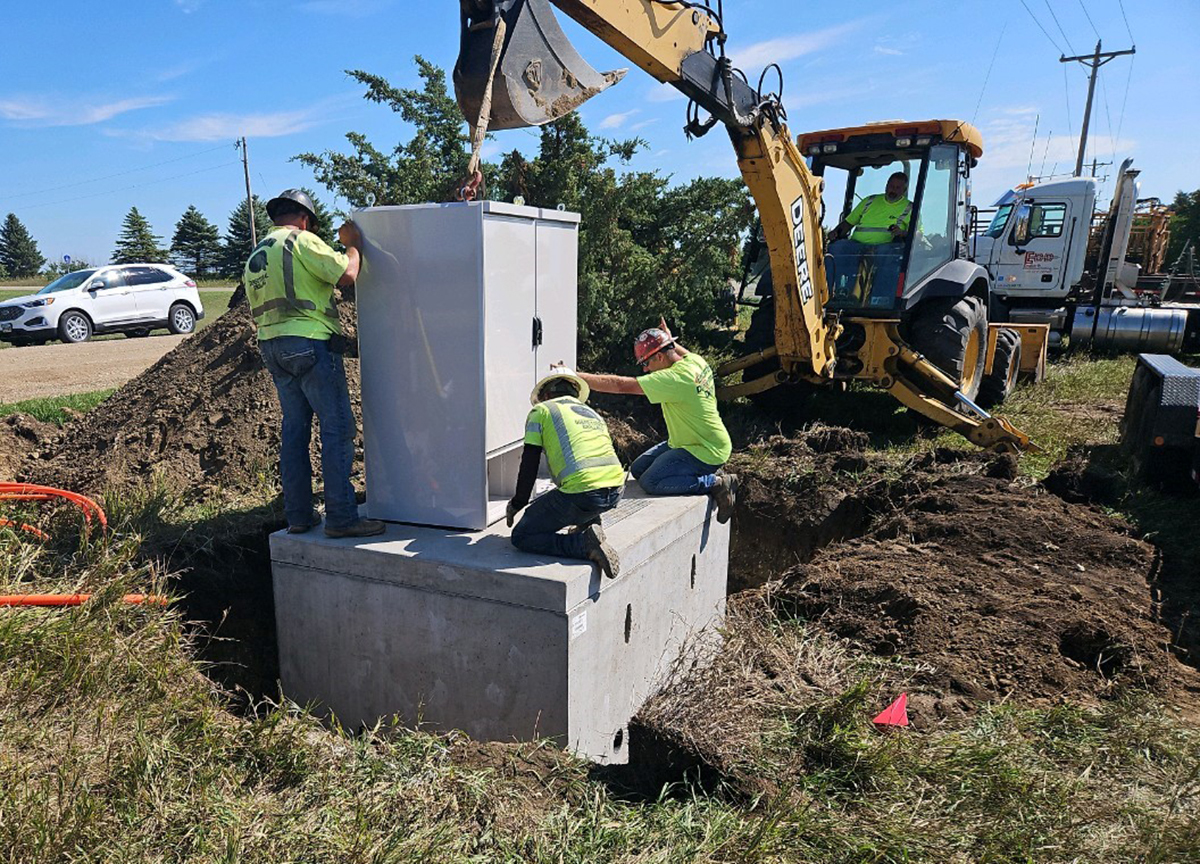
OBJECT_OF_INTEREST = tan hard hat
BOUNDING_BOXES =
[531,366,590,406]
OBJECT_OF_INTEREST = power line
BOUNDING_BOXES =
[1043,0,1076,56]
[17,161,241,211]
[1115,0,1135,43]
[1077,0,1102,39]
[0,143,232,204]
[1115,53,1134,145]
[971,19,1008,125]
[1017,0,1064,54]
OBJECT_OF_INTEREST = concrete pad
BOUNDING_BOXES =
[270,484,728,762]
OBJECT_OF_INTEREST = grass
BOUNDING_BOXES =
[0,336,1197,860]
[0,487,1196,862]
[0,389,115,425]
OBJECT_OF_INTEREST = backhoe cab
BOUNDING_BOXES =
[741,121,1044,415]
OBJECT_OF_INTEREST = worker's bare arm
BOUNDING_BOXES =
[577,371,644,395]
[337,222,362,287]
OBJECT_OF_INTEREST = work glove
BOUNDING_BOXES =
[505,501,519,528]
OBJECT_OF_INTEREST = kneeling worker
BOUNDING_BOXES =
[507,368,624,579]
[576,324,736,523]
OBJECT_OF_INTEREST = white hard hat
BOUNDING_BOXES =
[531,366,590,406]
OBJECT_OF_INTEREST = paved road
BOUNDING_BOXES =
[0,334,187,403]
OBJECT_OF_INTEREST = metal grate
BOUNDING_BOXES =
[0,306,21,321]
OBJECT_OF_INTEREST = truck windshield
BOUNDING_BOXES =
[37,269,97,295]
[985,204,1013,238]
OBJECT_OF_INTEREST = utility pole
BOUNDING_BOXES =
[1060,40,1135,178]
[239,136,257,249]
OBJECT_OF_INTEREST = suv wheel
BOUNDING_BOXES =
[58,311,93,344]
[168,303,196,335]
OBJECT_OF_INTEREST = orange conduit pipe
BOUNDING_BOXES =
[0,594,168,607]
[0,482,107,530]
[0,519,51,541]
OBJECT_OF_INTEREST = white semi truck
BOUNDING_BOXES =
[974,159,1198,353]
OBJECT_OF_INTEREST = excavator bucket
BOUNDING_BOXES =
[454,0,626,130]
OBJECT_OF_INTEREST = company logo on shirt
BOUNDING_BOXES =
[694,364,715,399]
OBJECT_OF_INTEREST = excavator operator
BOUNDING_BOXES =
[827,171,912,309]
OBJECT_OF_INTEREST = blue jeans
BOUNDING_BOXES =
[259,335,359,531]
[511,486,623,559]
[630,441,720,496]
[828,239,903,309]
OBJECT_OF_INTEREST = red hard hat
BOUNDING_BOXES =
[633,328,675,364]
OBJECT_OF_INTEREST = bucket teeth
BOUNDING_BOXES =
[454,0,626,130]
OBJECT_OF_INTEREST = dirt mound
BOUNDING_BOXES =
[24,300,364,499]
[775,471,1185,714]
[0,414,55,480]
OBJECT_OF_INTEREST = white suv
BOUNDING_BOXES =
[0,263,205,345]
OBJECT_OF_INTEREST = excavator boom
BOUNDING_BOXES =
[453,0,1037,453]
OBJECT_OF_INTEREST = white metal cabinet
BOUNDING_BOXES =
[354,201,579,530]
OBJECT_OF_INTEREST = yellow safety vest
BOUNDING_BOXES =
[244,226,345,341]
[848,194,913,246]
[524,397,625,494]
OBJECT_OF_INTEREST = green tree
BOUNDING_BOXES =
[1166,189,1200,269]
[217,195,272,278]
[297,59,753,368]
[170,205,222,278]
[0,213,46,277]
[495,113,753,368]
[41,258,94,279]
[111,207,166,264]
[300,187,338,247]
[295,57,487,206]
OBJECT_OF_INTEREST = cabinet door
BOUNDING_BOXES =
[534,220,579,374]
[483,215,538,453]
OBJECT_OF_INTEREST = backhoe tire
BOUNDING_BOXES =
[740,293,816,414]
[909,294,988,403]
[977,327,1021,409]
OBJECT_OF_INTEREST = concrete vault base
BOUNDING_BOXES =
[269,484,729,763]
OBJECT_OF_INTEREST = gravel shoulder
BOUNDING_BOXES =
[0,335,188,403]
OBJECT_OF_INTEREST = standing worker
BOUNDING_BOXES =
[576,324,737,523]
[507,368,624,579]
[244,189,383,538]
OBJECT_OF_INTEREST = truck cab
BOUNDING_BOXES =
[976,177,1097,301]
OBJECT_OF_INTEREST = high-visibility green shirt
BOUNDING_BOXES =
[847,194,912,245]
[244,226,348,341]
[524,396,625,494]
[638,353,731,467]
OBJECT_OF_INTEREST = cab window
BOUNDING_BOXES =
[1010,202,1066,245]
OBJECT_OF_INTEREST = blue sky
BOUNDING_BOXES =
[1,0,1195,267]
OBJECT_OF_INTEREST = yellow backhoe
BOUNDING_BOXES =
[454,0,1045,451]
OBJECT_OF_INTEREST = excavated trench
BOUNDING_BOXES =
[7,301,1198,795]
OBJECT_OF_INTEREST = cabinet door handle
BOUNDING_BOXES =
[532,316,543,348]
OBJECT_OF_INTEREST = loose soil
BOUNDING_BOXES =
[0,335,187,402]
[2,298,1196,752]
[0,413,54,479]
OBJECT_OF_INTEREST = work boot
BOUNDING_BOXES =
[286,511,322,534]
[583,524,620,580]
[324,518,386,539]
[712,473,738,525]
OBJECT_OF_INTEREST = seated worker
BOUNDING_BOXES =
[827,171,912,308]
[576,324,737,524]
[506,367,625,579]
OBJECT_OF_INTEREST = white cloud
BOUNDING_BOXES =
[646,85,686,104]
[0,95,174,126]
[873,45,903,56]
[174,0,204,12]
[630,118,659,132]
[146,108,323,141]
[599,109,639,130]
[731,21,863,69]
